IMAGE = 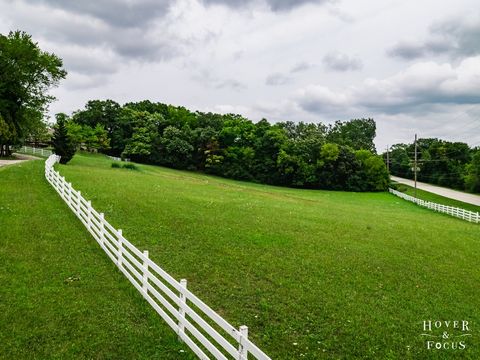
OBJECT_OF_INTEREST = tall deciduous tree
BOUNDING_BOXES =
[0,30,66,156]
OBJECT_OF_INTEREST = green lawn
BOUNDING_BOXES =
[0,160,195,360]
[393,183,480,214]
[46,153,480,359]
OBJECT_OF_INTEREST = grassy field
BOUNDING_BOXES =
[45,153,479,359]
[394,183,480,214]
[0,160,195,359]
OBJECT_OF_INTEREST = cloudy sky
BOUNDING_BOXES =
[1,0,480,151]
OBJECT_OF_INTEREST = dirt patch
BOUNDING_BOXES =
[0,153,40,167]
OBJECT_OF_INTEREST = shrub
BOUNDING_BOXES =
[111,162,121,168]
[122,163,138,170]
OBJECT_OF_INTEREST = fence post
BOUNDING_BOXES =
[178,279,187,341]
[239,325,249,360]
[142,250,149,294]
[67,182,72,204]
[87,200,92,230]
[62,176,67,199]
[76,191,81,215]
[99,213,105,246]
[117,229,123,268]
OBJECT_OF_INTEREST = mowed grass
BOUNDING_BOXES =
[394,183,480,214]
[51,153,480,359]
[0,160,195,359]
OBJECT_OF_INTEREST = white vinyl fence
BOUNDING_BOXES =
[45,154,271,360]
[20,145,52,157]
[106,155,130,162]
[389,188,480,224]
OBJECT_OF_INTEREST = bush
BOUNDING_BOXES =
[111,162,121,168]
[122,163,138,170]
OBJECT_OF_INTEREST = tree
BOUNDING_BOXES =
[465,150,480,193]
[156,125,194,169]
[355,150,389,191]
[52,114,76,164]
[0,30,66,156]
[327,118,376,152]
[0,114,15,156]
[24,117,51,147]
[122,110,161,162]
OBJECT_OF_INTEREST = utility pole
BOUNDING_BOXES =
[386,144,390,173]
[414,134,417,198]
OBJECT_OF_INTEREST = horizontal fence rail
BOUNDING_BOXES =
[389,188,480,224]
[19,145,53,157]
[45,154,271,360]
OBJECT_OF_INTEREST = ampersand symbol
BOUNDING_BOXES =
[442,331,449,339]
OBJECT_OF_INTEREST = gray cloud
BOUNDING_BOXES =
[6,0,191,64]
[387,42,427,60]
[63,72,110,90]
[8,0,334,68]
[191,68,246,91]
[216,79,247,90]
[290,61,315,73]
[265,72,291,86]
[21,0,171,28]
[296,57,480,115]
[322,51,362,71]
[59,48,119,75]
[388,14,480,60]
[202,0,331,11]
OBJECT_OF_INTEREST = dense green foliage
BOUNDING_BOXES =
[52,114,76,164]
[0,160,195,359]
[55,153,480,359]
[0,30,66,156]
[62,100,388,191]
[386,139,480,193]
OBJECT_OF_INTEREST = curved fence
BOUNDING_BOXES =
[45,154,271,360]
[389,188,479,224]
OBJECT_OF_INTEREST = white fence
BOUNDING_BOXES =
[106,155,130,162]
[45,154,271,360]
[389,188,480,224]
[20,145,52,157]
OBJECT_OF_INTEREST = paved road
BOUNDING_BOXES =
[391,176,480,206]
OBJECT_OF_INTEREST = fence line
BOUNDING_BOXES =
[106,155,130,162]
[19,145,52,157]
[389,188,480,224]
[45,154,271,360]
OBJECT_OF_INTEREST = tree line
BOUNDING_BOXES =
[55,99,389,192]
[385,139,480,193]
[0,30,388,192]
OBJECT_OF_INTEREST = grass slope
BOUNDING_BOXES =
[52,153,480,359]
[394,183,480,214]
[0,160,195,360]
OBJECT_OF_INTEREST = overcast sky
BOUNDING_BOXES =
[1,0,480,151]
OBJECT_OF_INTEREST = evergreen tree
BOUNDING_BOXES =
[52,114,76,164]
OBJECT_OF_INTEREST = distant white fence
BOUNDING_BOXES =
[20,145,52,157]
[45,154,271,360]
[106,155,130,162]
[389,188,480,224]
